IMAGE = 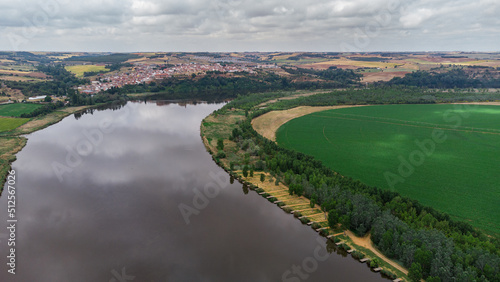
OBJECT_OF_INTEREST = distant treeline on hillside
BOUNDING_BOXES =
[385,69,500,88]
[64,53,141,64]
[105,72,361,100]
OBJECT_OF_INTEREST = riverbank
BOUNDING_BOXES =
[200,106,410,281]
[0,105,95,189]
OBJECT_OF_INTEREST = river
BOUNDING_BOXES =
[0,101,386,281]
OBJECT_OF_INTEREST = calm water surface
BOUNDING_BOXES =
[0,101,386,281]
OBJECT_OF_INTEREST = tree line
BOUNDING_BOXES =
[385,69,500,88]
[263,86,500,111]
[19,101,65,118]
[104,72,361,101]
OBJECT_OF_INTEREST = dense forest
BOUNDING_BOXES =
[282,66,362,84]
[212,90,500,281]
[386,69,500,88]
[104,72,360,101]
[64,53,141,64]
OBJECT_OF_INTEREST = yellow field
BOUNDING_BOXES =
[124,57,148,64]
[272,53,301,60]
[406,58,496,66]
[65,65,107,77]
[0,76,46,82]
[48,54,78,60]
[313,59,403,69]
[0,69,32,75]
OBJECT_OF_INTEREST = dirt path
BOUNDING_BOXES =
[345,230,408,275]
[252,105,366,141]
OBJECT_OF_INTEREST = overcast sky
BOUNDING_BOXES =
[1,0,499,52]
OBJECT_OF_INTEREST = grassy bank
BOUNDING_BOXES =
[0,137,27,188]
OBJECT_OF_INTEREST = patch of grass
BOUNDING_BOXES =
[277,104,500,235]
[0,103,43,117]
[0,111,70,136]
[65,65,107,77]
[0,117,30,132]
[0,137,27,187]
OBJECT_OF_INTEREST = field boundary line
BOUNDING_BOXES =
[311,114,500,135]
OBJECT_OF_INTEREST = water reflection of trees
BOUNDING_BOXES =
[74,101,127,120]
[74,98,227,120]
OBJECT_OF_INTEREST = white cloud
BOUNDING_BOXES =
[399,8,434,28]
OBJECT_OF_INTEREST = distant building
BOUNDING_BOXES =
[28,95,47,101]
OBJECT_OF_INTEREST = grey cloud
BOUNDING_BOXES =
[0,0,498,52]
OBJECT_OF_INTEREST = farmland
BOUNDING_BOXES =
[0,103,43,117]
[0,117,30,132]
[276,104,500,235]
[65,64,107,77]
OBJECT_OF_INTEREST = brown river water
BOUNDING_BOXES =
[0,101,386,281]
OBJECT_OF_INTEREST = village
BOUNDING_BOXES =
[77,62,277,94]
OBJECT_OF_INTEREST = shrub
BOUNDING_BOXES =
[319,229,329,236]
[294,212,302,218]
[282,206,293,213]
[216,151,226,158]
[380,269,397,280]
[300,217,310,224]
[267,197,277,203]
[256,188,264,193]
[351,251,365,260]
[370,258,380,268]
[255,160,265,171]
[311,222,321,229]
[217,138,224,150]
[340,243,351,251]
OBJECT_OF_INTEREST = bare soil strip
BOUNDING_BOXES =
[345,230,409,275]
[238,170,410,278]
[252,105,366,141]
[452,102,500,106]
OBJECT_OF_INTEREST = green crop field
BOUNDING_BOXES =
[65,65,107,77]
[276,104,500,235]
[0,117,30,132]
[0,103,42,117]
